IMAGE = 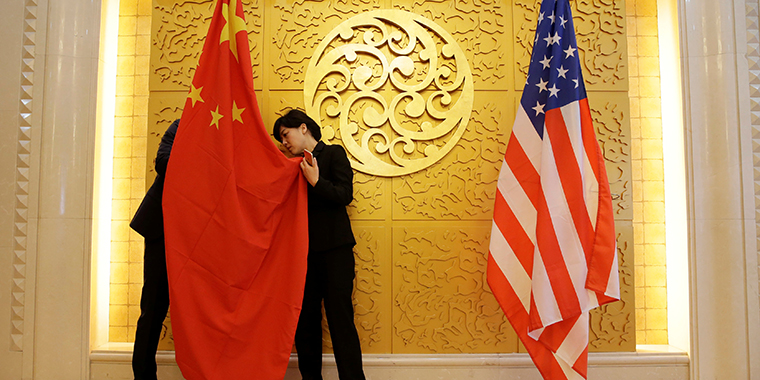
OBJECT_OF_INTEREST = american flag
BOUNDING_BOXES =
[487,0,620,379]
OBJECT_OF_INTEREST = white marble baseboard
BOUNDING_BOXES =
[90,348,689,380]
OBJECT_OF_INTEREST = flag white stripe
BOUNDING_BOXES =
[555,352,586,380]
[587,290,599,309]
[489,221,532,312]
[555,312,589,365]
[560,101,599,233]
[529,244,563,334]
[559,102,584,177]
[606,244,621,298]
[497,160,537,246]
[539,131,590,310]
[487,3,620,379]
[513,107,543,171]
[583,154,599,230]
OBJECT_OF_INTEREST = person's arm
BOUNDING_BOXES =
[155,119,179,176]
[311,145,353,206]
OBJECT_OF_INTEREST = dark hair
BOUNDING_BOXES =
[273,109,322,142]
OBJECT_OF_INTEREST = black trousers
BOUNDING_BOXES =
[132,238,170,380]
[295,246,366,380]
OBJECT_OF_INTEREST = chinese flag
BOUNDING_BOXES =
[161,0,308,378]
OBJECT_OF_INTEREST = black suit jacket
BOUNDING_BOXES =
[308,141,356,252]
[130,119,179,241]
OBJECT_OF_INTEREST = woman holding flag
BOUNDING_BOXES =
[274,109,367,380]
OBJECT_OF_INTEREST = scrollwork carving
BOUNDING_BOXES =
[588,92,631,219]
[304,10,474,176]
[271,0,382,89]
[392,226,517,353]
[394,0,510,89]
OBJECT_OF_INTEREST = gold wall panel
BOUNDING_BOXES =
[392,92,512,220]
[392,225,517,353]
[320,224,393,353]
[349,171,388,220]
[393,0,513,90]
[137,0,634,354]
[513,0,627,91]
[151,0,263,91]
[590,220,635,349]
[587,91,632,220]
[267,0,384,90]
[145,91,185,187]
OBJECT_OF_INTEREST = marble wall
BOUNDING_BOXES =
[0,0,27,377]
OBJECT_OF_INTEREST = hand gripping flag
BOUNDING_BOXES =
[487,0,620,379]
[162,0,309,378]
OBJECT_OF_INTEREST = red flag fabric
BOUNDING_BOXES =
[487,1,620,379]
[161,0,308,378]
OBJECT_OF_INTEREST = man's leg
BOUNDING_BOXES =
[132,238,170,380]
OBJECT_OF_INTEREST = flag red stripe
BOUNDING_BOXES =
[487,257,569,380]
[572,345,589,378]
[534,185,583,320]
[505,135,542,209]
[493,190,535,275]
[536,315,578,352]
[513,307,571,380]
[487,2,620,378]
[507,130,582,326]
[486,253,520,315]
[578,99,618,296]
[579,99,601,178]
[586,143,617,296]
[545,108,594,257]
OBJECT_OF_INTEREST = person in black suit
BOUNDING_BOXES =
[130,119,179,380]
[274,109,366,380]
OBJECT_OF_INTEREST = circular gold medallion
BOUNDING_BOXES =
[304,10,474,177]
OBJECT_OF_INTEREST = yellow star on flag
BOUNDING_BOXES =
[210,105,224,129]
[188,84,204,107]
[232,101,245,124]
[220,0,247,61]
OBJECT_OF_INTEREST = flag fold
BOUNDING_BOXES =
[162,0,309,378]
[487,1,620,379]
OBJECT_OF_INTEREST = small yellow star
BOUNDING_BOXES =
[232,101,245,124]
[210,105,224,129]
[220,0,247,61]
[188,84,204,107]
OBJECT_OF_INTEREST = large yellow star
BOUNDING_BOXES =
[220,0,247,61]
[210,105,224,129]
[188,84,204,107]
[232,101,245,124]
